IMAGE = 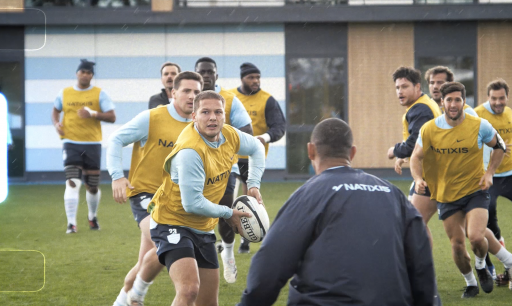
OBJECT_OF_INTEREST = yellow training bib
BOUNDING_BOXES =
[61,86,102,142]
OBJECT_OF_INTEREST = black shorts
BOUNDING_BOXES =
[237,159,249,184]
[437,190,490,221]
[129,192,153,226]
[224,172,237,195]
[408,181,431,198]
[150,224,218,270]
[63,143,101,170]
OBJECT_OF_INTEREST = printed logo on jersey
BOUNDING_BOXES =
[332,183,391,193]
[158,139,174,148]
[66,101,93,107]
[496,128,512,135]
[429,146,469,154]
[206,170,230,185]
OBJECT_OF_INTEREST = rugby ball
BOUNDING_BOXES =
[232,195,270,243]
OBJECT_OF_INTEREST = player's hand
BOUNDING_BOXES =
[77,107,92,119]
[394,158,407,175]
[387,146,395,159]
[112,177,134,204]
[247,187,264,205]
[479,172,493,191]
[226,209,252,235]
[54,122,65,136]
[506,142,512,157]
[414,179,427,195]
[256,136,266,146]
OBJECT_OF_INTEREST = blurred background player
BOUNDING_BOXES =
[388,66,441,246]
[475,79,512,286]
[238,118,437,306]
[107,72,202,306]
[411,82,512,298]
[228,62,286,254]
[148,91,265,306]
[148,62,181,109]
[51,59,116,234]
[195,57,253,283]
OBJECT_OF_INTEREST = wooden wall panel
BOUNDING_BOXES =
[0,0,23,10]
[152,0,174,12]
[348,23,414,168]
[478,22,512,106]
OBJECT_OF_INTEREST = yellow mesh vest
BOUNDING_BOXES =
[150,123,240,232]
[475,104,512,174]
[402,94,442,141]
[421,115,484,203]
[219,87,234,126]
[228,87,270,157]
[61,86,102,142]
[127,106,190,198]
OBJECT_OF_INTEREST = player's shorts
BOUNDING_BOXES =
[62,143,101,170]
[237,159,249,184]
[224,172,237,195]
[437,190,490,221]
[129,192,153,226]
[150,223,218,270]
[408,181,431,198]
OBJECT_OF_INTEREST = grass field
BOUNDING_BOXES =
[1,181,512,305]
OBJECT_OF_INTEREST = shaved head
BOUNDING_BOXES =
[311,118,353,160]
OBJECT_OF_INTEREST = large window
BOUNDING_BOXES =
[285,24,347,176]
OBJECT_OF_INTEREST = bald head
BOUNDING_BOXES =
[311,118,353,160]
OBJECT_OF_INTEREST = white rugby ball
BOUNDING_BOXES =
[232,195,270,243]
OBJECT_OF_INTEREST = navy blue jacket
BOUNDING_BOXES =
[394,102,436,158]
[238,167,436,306]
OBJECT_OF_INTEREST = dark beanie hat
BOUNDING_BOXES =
[77,59,95,74]
[240,62,260,78]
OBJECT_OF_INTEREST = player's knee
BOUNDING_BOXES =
[177,283,199,302]
[450,238,465,252]
[468,233,485,246]
[84,174,100,192]
[64,177,82,199]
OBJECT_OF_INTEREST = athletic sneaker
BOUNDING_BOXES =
[66,224,77,234]
[488,264,497,281]
[461,286,479,298]
[223,257,237,284]
[89,217,100,230]
[476,267,494,293]
[496,269,510,286]
[238,237,250,254]
[216,241,224,254]
[126,290,144,306]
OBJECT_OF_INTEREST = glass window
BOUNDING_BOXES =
[418,56,475,106]
[287,57,345,175]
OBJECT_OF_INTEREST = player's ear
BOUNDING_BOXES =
[307,142,316,162]
[171,88,176,99]
[192,111,197,121]
[349,145,357,161]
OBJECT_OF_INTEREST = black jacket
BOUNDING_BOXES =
[148,89,170,109]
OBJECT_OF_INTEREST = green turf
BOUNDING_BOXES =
[0,181,511,305]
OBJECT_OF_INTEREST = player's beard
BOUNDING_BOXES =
[447,108,463,121]
[242,83,258,95]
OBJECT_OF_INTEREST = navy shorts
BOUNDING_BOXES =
[129,192,153,226]
[63,143,101,170]
[237,159,249,184]
[437,190,490,221]
[409,181,431,198]
[150,223,218,270]
[224,172,238,194]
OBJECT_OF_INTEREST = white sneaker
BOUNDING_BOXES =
[127,290,144,306]
[223,257,237,283]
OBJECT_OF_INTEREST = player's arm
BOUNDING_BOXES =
[410,131,427,195]
[77,90,116,123]
[236,129,265,204]
[238,188,313,306]
[229,96,253,135]
[481,120,506,190]
[401,190,436,306]
[392,104,433,159]
[260,96,285,145]
[107,111,150,203]
[172,150,251,233]
[52,90,64,136]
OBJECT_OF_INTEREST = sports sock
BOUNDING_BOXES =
[221,241,235,261]
[463,270,478,287]
[113,288,127,306]
[494,247,512,269]
[475,255,486,270]
[86,189,101,221]
[132,274,152,297]
[64,179,80,226]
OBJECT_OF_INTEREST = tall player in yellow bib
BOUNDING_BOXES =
[229,62,286,253]
[107,72,203,306]
[51,59,116,234]
[411,82,512,298]
[149,91,265,306]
